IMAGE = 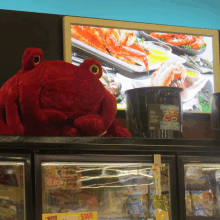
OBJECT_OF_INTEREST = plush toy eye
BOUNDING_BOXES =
[34,55,40,65]
[90,64,99,75]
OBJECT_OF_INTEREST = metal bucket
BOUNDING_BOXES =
[125,87,183,138]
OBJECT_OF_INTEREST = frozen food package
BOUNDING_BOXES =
[202,191,214,216]
[127,193,142,218]
[185,167,204,179]
[185,191,192,216]
[79,189,99,212]
[43,165,82,191]
[107,188,131,218]
[185,166,206,188]
[141,194,149,217]
[191,190,214,216]
[155,209,169,220]
[0,199,17,220]
[150,191,156,217]
[47,205,60,214]
[215,170,220,211]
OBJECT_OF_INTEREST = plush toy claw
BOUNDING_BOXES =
[105,120,132,137]
[0,47,132,137]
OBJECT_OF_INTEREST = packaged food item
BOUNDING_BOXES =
[150,191,156,217]
[0,164,25,220]
[191,190,214,216]
[141,194,149,217]
[215,170,220,211]
[191,191,206,216]
[202,191,214,216]
[185,166,206,188]
[127,193,142,218]
[79,189,99,212]
[106,188,130,218]
[185,191,192,216]
[0,199,17,220]
[47,205,60,214]
[155,209,169,220]
[43,166,82,191]
[185,167,203,180]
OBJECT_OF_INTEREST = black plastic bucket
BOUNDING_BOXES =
[210,93,220,139]
[125,87,183,138]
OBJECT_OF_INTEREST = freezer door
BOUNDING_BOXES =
[35,154,177,220]
[179,156,220,220]
[0,154,32,220]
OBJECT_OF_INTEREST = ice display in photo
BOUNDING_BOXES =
[71,25,214,113]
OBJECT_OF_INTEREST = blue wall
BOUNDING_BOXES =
[1,0,220,29]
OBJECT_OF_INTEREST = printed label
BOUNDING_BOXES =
[80,212,95,220]
[148,104,180,131]
[129,201,141,215]
[45,216,57,220]
[61,216,79,220]
[43,166,82,190]
[42,212,97,220]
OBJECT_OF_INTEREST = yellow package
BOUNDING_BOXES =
[185,191,192,216]
[155,210,169,220]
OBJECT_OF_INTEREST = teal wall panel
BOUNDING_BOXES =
[1,0,219,29]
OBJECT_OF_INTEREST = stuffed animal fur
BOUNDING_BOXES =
[0,48,132,137]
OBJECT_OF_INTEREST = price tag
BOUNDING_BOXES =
[61,215,79,220]
[152,195,169,210]
[152,154,162,196]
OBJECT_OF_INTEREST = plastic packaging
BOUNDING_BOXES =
[191,190,214,216]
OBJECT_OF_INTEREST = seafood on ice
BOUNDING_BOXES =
[150,32,206,50]
[151,60,186,89]
[71,26,150,70]
[100,73,122,101]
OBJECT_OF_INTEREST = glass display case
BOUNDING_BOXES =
[179,156,220,220]
[0,154,32,220]
[2,137,220,220]
[35,154,177,220]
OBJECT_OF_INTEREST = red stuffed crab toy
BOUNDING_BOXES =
[0,48,132,137]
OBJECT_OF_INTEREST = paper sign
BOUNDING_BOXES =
[155,210,169,220]
[60,215,79,220]
[153,154,162,196]
[152,195,169,210]
[42,212,97,220]
[154,154,161,165]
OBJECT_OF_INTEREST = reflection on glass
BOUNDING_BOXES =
[184,163,220,218]
[42,162,170,219]
[0,162,25,220]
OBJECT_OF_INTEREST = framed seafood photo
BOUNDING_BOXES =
[63,16,219,113]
